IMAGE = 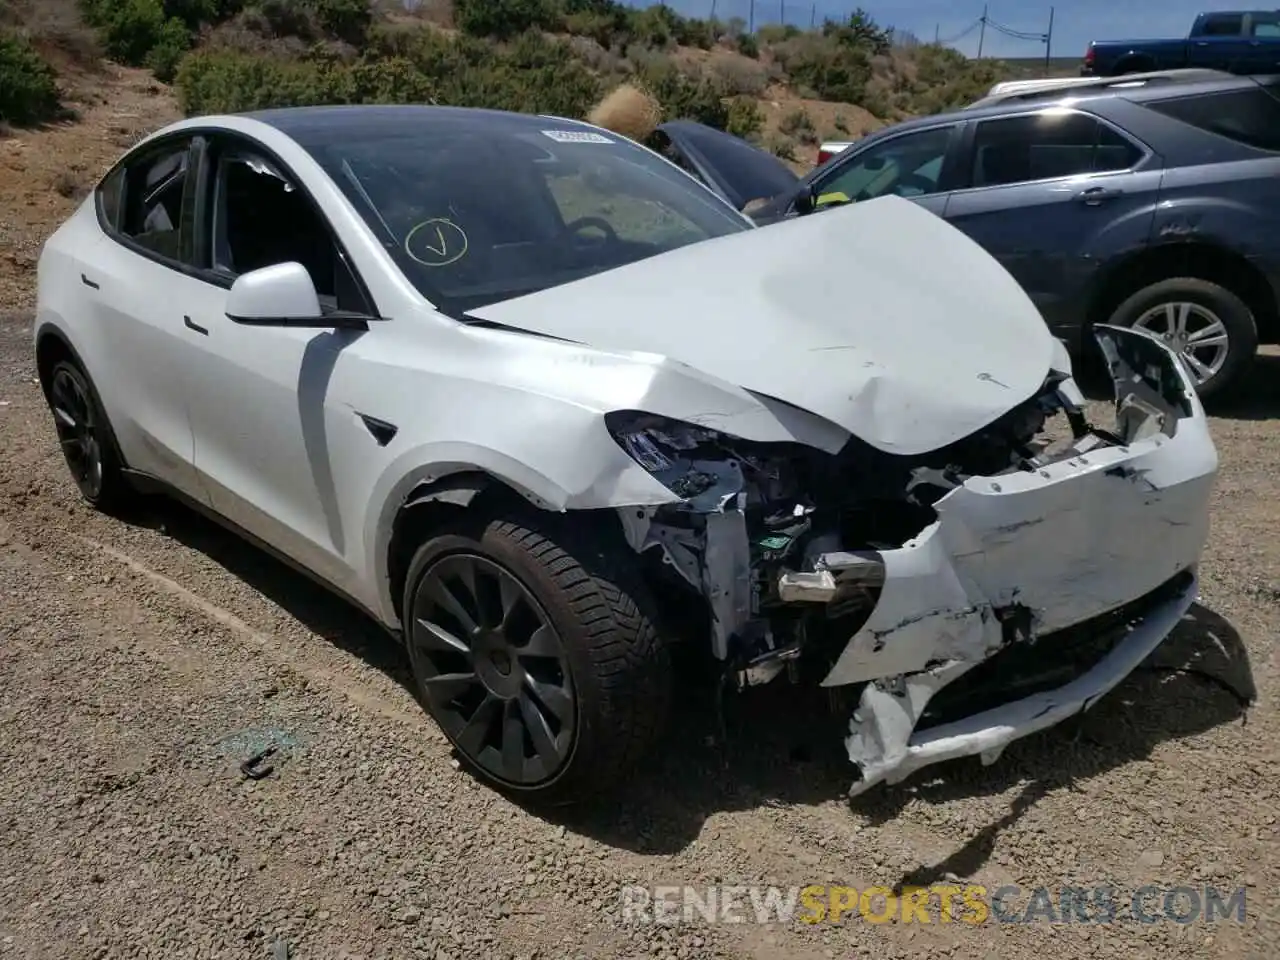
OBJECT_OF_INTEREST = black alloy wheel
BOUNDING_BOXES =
[410,552,576,787]
[49,362,105,502]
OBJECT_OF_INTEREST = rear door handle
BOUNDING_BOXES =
[1077,186,1123,205]
[80,273,99,289]
[183,315,208,336]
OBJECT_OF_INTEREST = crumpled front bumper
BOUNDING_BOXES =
[816,326,1219,796]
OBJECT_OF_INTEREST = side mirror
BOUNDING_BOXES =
[226,262,369,329]
[792,184,817,216]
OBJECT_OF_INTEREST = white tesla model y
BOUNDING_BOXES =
[34,105,1218,804]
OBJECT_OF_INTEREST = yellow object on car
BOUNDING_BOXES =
[815,191,852,207]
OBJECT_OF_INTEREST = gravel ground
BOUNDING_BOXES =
[0,308,1276,960]
[1,65,1277,960]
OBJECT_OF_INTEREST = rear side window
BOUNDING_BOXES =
[1144,87,1280,152]
[1200,13,1243,36]
[970,112,1141,187]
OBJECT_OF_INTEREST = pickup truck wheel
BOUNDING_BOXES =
[1108,277,1258,400]
[45,359,135,514]
[402,514,671,805]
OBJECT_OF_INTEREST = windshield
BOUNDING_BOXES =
[299,110,752,315]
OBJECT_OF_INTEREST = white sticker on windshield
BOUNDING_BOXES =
[541,129,613,144]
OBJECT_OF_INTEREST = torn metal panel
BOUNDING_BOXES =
[811,324,1217,790]
[846,573,1197,797]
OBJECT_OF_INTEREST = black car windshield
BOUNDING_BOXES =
[297,109,752,315]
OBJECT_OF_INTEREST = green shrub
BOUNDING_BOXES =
[735,31,758,58]
[453,0,556,40]
[305,0,370,45]
[176,28,602,119]
[81,0,168,64]
[142,12,191,80]
[175,47,341,111]
[773,33,872,105]
[635,58,728,129]
[0,30,61,125]
[723,95,762,139]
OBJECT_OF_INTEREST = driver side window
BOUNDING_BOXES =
[813,126,953,204]
[208,139,372,315]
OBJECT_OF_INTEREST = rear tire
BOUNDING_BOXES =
[402,513,671,806]
[1107,277,1257,400]
[45,359,135,514]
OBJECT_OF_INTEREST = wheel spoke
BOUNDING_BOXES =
[1187,319,1227,344]
[1182,351,1213,381]
[421,671,480,701]
[518,691,560,764]
[518,624,559,659]
[500,700,525,780]
[455,693,499,754]
[415,617,471,655]
[430,577,480,638]
[52,405,77,430]
[498,575,523,632]
[1173,302,1192,338]
[524,673,573,725]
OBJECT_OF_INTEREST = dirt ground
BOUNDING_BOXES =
[1,63,1278,960]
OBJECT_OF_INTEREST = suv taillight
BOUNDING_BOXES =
[817,148,834,164]
[1084,43,1096,65]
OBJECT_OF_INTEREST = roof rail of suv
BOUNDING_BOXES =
[965,68,1234,109]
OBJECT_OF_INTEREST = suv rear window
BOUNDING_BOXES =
[1144,84,1280,151]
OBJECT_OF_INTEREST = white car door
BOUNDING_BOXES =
[177,134,383,595]
[86,135,206,501]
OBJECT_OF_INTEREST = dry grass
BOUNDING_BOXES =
[2,0,100,68]
[586,82,661,141]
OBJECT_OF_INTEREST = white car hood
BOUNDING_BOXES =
[470,195,1057,456]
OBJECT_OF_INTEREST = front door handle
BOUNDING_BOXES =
[183,315,209,336]
[80,273,99,290]
[1077,186,1123,205]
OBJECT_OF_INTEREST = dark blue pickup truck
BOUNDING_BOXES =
[1084,10,1280,76]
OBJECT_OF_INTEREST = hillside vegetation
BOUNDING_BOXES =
[0,0,1019,160]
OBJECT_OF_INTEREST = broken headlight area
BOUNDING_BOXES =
[605,372,1096,684]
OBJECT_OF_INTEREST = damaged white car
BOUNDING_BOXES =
[35,106,1217,803]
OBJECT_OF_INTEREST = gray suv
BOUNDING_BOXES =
[654,71,1280,398]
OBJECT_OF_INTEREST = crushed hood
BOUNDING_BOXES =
[470,195,1058,456]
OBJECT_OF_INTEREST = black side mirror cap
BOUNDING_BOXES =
[793,185,816,216]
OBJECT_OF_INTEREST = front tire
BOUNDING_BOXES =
[1108,277,1258,400]
[45,359,134,513]
[402,514,671,805]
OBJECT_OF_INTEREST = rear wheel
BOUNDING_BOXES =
[45,359,134,513]
[1107,277,1258,400]
[402,514,671,805]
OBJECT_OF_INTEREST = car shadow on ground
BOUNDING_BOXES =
[128,497,1255,873]
[132,497,419,698]
[1076,349,1280,419]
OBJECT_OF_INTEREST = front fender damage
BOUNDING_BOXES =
[612,325,1217,797]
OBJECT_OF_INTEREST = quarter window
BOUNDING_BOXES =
[1144,86,1280,152]
[1252,15,1280,37]
[813,126,953,203]
[970,112,1141,188]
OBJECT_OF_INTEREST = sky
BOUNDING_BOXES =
[636,0,1255,60]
